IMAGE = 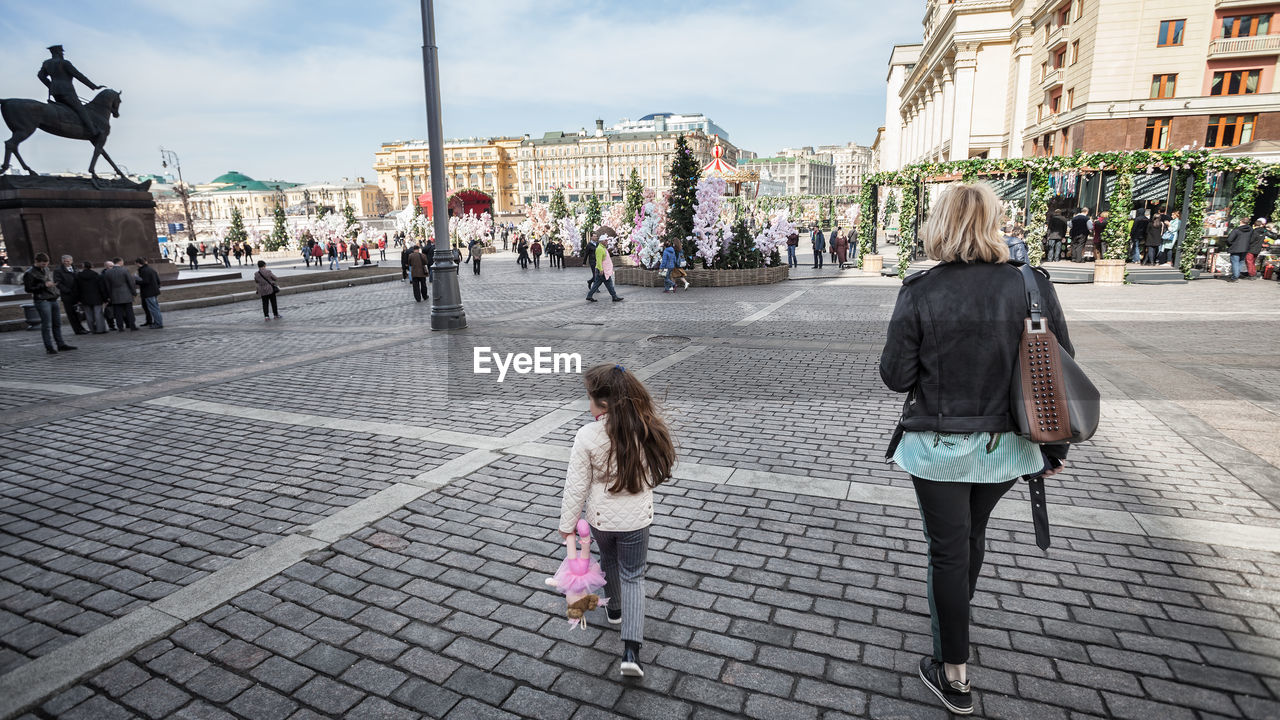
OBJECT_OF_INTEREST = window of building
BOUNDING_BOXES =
[1067,88,1075,109]
[1205,114,1256,148]
[1073,0,1083,20]
[1049,88,1063,114]
[1056,2,1070,26]
[1157,19,1185,46]
[1211,69,1262,95]
[1222,14,1271,38]
[1054,47,1067,69]
[1150,73,1177,98]
[1041,62,1049,80]
[1144,118,1171,149]
[1070,40,1080,64]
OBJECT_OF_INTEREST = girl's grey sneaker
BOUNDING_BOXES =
[918,656,972,715]
[620,641,643,678]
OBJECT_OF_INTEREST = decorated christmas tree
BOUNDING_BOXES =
[624,168,644,227]
[267,202,289,251]
[584,193,602,239]
[342,203,359,240]
[663,135,701,260]
[881,191,898,229]
[549,186,568,242]
[227,207,247,245]
[316,203,330,220]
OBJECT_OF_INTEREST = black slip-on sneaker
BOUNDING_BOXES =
[919,656,972,715]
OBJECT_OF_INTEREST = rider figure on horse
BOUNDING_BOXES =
[37,45,103,137]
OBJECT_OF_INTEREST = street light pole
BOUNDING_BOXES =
[421,0,465,329]
[159,147,196,247]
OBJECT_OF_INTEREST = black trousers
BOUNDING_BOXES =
[472,257,481,275]
[111,302,137,330]
[912,476,1016,664]
[261,292,279,317]
[61,297,86,334]
[411,277,428,301]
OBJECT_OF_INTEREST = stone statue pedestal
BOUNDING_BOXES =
[0,175,177,279]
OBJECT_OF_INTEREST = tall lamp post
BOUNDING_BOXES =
[159,147,196,247]
[421,0,465,329]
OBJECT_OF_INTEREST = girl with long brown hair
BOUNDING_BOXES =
[558,363,675,678]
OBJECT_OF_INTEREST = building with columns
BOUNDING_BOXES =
[515,120,739,205]
[883,0,1280,171]
[373,138,523,214]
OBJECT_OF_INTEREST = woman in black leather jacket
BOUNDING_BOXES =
[880,183,1071,715]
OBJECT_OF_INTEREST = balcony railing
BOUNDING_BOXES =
[1040,69,1065,90]
[1209,34,1280,57]
[1046,23,1071,50]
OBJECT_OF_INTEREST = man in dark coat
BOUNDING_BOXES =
[52,254,88,335]
[1046,211,1068,262]
[1129,210,1150,264]
[135,258,163,328]
[407,246,428,302]
[186,242,199,270]
[76,262,107,333]
[1224,218,1254,282]
[812,227,826,269]
[102,257,138,330]
[1247,219,1276,278]
[1069,209,1091,262]
[22,253,76,354]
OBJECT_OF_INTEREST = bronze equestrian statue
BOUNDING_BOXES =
[2,45,128,179]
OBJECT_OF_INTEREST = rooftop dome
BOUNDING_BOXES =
[209,170,255,185]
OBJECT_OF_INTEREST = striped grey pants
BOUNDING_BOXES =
[590,525,648,644]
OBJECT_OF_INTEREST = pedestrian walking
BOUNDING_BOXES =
[408,246,429,302]
[1225,218,1253,282]
[586,240,623,302]
[311,241,325,268]
[187,242,199,270]
[102,257,139,331]
[1142,212,1165,266]
[359,243,371,265]
[830,226,839,265]
[812,227,826,269]
[517,236,530,270]
[531,239,543,269]
[1158,212,1180,265]
[328,241,340,270]
[76,262,107,334]
[426,240,437,283]
[786,231,799,268]
[1129,210,1150,264]
[1046,210,1068,262]
[834,230,850,269]
[659,240,676,293]
[53,254,88,335]
[471,245,482,275]
[1247,218,1276,278]
[880,183,1072,716]
[559,363,675,678]
[22,253,77,355]
[378,234,388,261]
[221,241,232,268]
[135,258,164,329]
[254,261,282,320]
[233,244,243,266]
[244,243,254,264]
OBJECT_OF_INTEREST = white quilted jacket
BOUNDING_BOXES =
[559,418,654,533]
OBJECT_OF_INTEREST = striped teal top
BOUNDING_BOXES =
[893,431,1043,483]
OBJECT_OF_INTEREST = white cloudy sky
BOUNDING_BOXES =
[0,0,922,184]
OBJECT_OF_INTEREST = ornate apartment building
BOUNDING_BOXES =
[373,114,740,211]
[373,138,523,214]
[883,0,1280,170]
[515,115,740,205]
[739,153,836,196]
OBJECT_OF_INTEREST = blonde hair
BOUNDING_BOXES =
[922,182,1010,264]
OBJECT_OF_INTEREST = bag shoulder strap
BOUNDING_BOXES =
[1017,263,1044,326]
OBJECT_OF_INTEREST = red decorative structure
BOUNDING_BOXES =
[449,189,493,217]
[701,135,759,198]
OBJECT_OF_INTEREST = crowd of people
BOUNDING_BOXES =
[300,236,382,270]
[22,253,165,354]
[178,240,256,271]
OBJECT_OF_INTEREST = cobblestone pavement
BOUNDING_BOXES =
[0,257,1277,719]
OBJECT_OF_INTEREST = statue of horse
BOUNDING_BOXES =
[1,88,126,179]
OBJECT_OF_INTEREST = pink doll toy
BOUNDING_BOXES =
[549,519,608,629]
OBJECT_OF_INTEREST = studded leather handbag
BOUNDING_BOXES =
[1010,264,1099,445]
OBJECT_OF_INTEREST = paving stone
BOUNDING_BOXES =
[344,696,420,720]
[293,676,365,715]
[184,665,253,703]
[120,677,192,719]
[227,685,298,720]
[296,642,359,675]
[250,656,315,693]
